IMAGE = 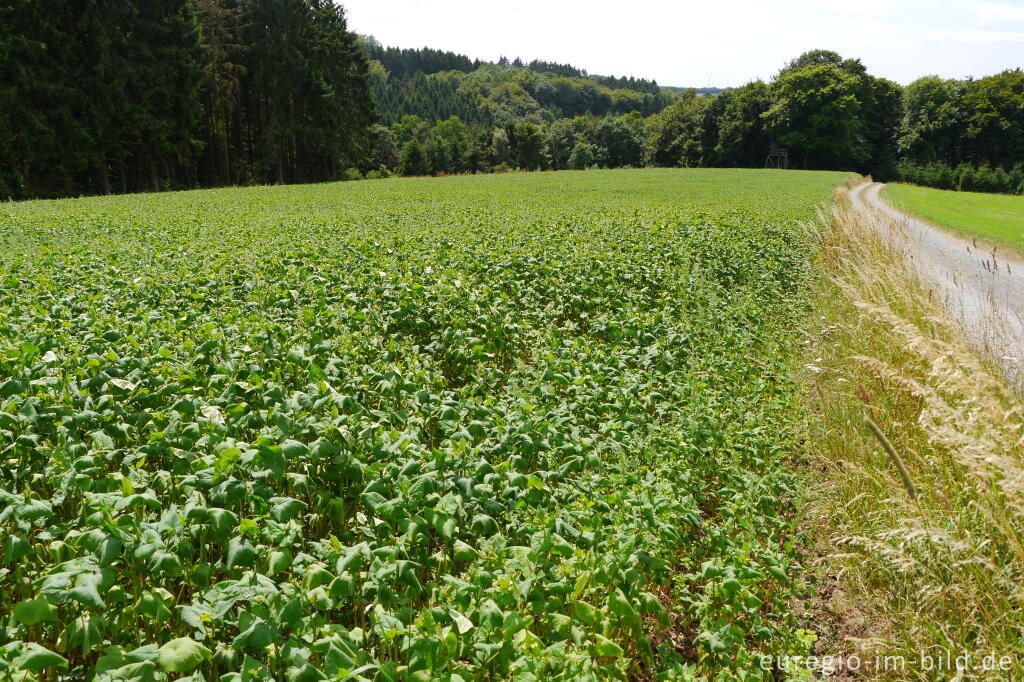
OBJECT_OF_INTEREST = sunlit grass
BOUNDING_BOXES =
[884,183,1024,254]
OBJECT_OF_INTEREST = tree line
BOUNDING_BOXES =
[1,0,375,199]
[894,71,1024,193]
[3,3,1023,201]
[361,47,1024,195]
[360,51,892,177]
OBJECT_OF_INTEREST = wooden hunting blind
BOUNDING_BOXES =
[765,143,789,169]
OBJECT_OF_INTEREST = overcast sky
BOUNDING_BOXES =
[342,0,1024,88]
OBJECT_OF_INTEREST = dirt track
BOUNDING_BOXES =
[848,182,1024,381]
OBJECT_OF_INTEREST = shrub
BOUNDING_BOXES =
[898,160,1020,194]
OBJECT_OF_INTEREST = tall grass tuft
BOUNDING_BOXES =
[803,182,1024,679]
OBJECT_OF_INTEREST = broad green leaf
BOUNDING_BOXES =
[233,619,275,652]
[573,600,598,626]
[12,596,55,625]
[268,550,292,576]
[38,557,112,607]
[109,378,136,394]
[449,609,474,635]
[591,634,623,658]
[281,439,310,459]
[269,497,305,522]
[608,588,638,625]
[227,537,257,569]
[157,637,211,673]
[452,539,478,562]
[63,614,105,655]
[135,589,174,623]
[12,642,68,672]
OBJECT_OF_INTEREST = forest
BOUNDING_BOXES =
[0,0,375,198]
[2,0,1023,199]
[364,47,1024,193]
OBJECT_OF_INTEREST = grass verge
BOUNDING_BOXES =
[883,183,1024,255]
[802,184,1024,679]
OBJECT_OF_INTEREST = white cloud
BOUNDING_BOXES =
[946,29,1024,41]
[977,2,1024,24]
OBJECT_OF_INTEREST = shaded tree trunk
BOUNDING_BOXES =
[98,158,111,195]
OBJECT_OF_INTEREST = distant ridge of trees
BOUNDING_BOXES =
[362,38,694,100]
[891,71,1024,193]
[360,36,678,127]
[361,47,900,177]
[363,41,480,79]
[663,86,725,96]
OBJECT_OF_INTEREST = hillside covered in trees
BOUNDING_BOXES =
[363,45,1024,193]
[2,1,1022,199]
[363,38,676,126]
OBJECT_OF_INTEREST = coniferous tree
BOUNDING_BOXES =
[125,0,205,191]
[1,0,375,198]
[196,0,245,186]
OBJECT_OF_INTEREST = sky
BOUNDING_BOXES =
[341,0,1024,88]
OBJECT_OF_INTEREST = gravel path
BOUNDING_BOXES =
[849,182,1024,380]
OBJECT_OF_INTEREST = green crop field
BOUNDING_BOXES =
[884,183,1024,252]
[0,169,846,681]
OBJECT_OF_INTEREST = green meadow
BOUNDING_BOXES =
[885,183,1024,252]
